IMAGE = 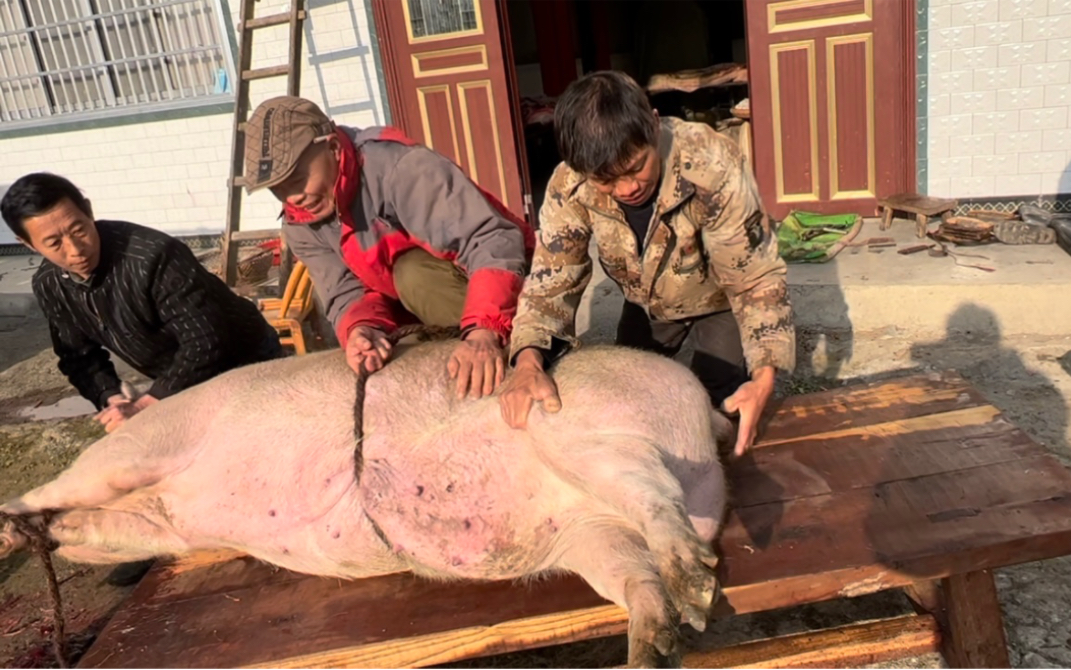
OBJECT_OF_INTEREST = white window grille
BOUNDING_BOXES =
[0,0,234,126]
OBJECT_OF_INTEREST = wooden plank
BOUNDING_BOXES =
[79,453,1071,669]
[733,405,1030,508]
[254,604,627,669]
[758,373,985,446]
[681,614,941,669]
[942,570,1010,668]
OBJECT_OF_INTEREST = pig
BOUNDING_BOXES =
[0,339,730,667]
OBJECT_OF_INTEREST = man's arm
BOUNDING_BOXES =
[33,280,122,410]
[700,143,795,376]
[283,223,401,345]
[147,241,240,399]
[507,170,595,365]
[386,146,529,341]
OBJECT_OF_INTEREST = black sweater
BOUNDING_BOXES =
[32,220,281,409]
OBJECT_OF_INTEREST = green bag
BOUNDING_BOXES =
[776,210,861,263]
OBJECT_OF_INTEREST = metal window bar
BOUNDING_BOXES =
[0,0,228,123]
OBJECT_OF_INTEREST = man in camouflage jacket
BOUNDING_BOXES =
[499,71,795,455]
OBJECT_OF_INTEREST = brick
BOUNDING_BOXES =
[932,26,977,50]
[972,155,1006,175]
[1021,62,1071,86]
[953,45,999,69]
[995,129,1044,153]
[973,110,1017,133]
[1024,15,1071,40]
[1018,149,1068,172]
[1020,106,1070,129]
[999,42,1047,66]
[996,85,1046,110]
[952,90,998,112]
[972,21,1022,46]
[953,0,1001,25]
[973,66,1020,89]
[951,175,996,196]
[1000,0,1049,20]
[949,133,997,155]
[1042,127,1071,149]
[995,174,1041,195]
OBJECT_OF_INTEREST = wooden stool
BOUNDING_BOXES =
[878,193,958,238]
[257,260,314,355]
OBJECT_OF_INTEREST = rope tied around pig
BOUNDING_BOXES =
[353,325,462,480]
[0,509,67,668]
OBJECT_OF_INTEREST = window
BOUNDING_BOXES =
[0,0,234,126]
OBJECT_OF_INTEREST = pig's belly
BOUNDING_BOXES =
[359,409,586,580]
[144,415,401,578]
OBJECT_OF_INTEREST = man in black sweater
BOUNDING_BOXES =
[1,173,283,432]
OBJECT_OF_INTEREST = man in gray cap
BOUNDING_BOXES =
[243,96,533,399]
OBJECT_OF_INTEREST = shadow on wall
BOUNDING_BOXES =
[1058,162,1071,200]
[304,0,383,124]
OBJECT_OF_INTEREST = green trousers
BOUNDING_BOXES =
[392,248,467,326]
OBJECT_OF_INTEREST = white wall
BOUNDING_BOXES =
[927,0,1071,199]
[0,0,386,245]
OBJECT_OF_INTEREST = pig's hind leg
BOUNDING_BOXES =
[539,435,719,631]
[2,434,171,516]
[50,508,189,564]
[555,522,680,668]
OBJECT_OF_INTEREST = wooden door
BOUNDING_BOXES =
[371,0,525,215]
[746,0,915,220]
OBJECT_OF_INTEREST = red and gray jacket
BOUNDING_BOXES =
[282,125,534,346]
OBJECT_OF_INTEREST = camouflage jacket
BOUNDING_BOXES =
[510,117,795,373]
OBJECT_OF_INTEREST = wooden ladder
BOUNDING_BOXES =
[220,0,307,291]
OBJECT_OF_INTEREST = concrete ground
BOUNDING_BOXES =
[2,218,1071,667]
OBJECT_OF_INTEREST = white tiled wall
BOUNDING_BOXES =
[928,0,1071,198]
[0,0,385,246]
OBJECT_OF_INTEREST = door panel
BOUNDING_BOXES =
[747,0,914,219]
[371,0,524,214]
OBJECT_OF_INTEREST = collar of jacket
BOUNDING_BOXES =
[565,117,697,219]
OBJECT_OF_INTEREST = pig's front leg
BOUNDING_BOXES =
[555,522,680,668]
[50,509,189,564]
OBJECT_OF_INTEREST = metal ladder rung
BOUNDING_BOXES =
[243,10,305,30]
[243,64,292,81]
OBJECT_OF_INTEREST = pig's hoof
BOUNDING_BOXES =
[627,607,681,669]
[660,546,720,632]
[0,524,28,560]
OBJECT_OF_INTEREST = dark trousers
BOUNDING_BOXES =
[615,301,750,407]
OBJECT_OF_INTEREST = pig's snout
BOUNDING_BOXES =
[0,519,29,560]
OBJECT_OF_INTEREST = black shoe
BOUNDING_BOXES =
[1051,217,1071,256]
[1019,204,1054,227]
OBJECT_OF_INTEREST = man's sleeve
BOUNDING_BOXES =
[283,223,402,344]
[700,144,796,373]
[386,146,529,340]
[37,296,123,411]
[507,181,593,364]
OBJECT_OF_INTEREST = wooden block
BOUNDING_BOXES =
[942,570,1010,668]
[681,614,941,669]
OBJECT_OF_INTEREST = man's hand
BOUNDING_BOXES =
[722,366,776,457]
[498,348,562,429]
[96,394,158,434]
[346,326,392,374]
[448,329,506,399]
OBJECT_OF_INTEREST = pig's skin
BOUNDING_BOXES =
[1,341,731,667]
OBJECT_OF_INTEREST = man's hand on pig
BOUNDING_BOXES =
[722,366,775,457]
[448,328,506,399]
[346,326,393,374]
[96,394,158,433]
[498,348,562,429]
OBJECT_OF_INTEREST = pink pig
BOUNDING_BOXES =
[0,340,730,667]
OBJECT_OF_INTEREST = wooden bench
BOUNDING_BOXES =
[878,193,958,239]
[76,372,1071,669]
